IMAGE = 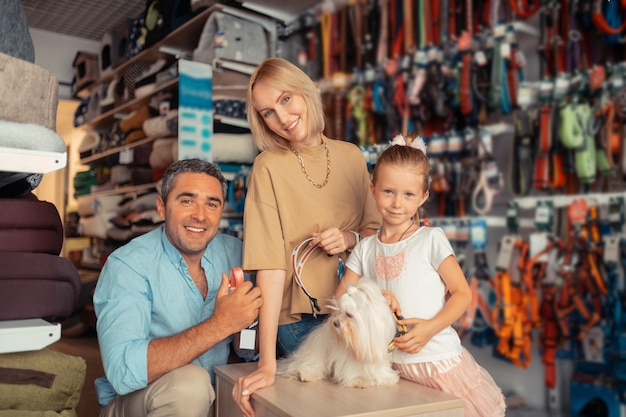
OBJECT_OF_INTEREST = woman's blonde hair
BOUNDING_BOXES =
[246,58,325,151]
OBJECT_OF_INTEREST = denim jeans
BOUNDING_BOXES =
[277,313,328,356]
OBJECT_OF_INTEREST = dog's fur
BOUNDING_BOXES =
[277,279,400,388]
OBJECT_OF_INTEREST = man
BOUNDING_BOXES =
[94,158,262,416]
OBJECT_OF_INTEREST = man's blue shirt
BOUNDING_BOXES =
[93,227,242,407]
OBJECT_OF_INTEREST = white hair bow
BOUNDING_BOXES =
[390,134,428,155]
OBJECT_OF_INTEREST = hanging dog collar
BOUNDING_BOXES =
[291,237,322,317]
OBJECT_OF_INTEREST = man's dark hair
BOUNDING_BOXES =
[160,159,227,203]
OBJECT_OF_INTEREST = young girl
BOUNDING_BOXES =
[337,134,506,417]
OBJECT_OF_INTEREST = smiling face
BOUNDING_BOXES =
[371,163,429,229]
[156,172,224,266]
[251,79,318,148]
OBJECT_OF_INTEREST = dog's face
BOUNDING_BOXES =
[328,279,397,362]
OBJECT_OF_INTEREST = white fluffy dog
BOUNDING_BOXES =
[277,279,400,388]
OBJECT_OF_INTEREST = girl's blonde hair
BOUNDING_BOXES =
[372,135,431,194]
[246,58,325,152]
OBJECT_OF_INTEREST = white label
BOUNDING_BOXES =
[500,42,511,60]
[239,329,256,350]
[118,149,133,164]
[604,236,620,263]
[495,235,515,270]
[529,232,550,262]
[474,50,488,66]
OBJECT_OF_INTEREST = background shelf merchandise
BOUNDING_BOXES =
[70,3,274,273]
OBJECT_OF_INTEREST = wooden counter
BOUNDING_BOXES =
[215,362,464,417]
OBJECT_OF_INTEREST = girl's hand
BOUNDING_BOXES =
[381,290,402,316]
[393,317,437,354]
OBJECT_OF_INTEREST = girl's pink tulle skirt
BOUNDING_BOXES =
[393,347,506,417]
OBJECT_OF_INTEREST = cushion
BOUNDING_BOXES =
[0,193,63,255]
[0,348,86,416]
[0,253,81,321]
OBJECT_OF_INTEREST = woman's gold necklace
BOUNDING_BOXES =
[289,141,331,188]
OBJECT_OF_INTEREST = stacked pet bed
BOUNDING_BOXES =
[0,194,81,323]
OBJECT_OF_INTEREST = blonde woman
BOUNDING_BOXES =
[233,58,381,417]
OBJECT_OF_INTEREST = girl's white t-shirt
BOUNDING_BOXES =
[346,226,463,364]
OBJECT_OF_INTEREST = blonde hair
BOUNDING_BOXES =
[372,135,431,195]
[246,58,325,151]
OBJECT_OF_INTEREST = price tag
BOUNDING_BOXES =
[603,236,620,264]
[119,148,134,164]
[239,328,256,351]
[470,219,488,249]
[474,50,488,66]
[553,74,570,101]
[517,82,537,108]
[506,202,520,233]
[495,235,516,271]
[529,232,550,262]
[534,201,553,231]
[500,42,511,60]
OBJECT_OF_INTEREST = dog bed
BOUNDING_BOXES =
[0,193,64,254]
[0,348,86,416]
[0,252,81,321]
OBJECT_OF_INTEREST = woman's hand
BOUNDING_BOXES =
[311,227,353,255]
[232,365,276,417]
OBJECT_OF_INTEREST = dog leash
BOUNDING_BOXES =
[291,238,322,317]
[387,312,408,353]
[229,266,244,290]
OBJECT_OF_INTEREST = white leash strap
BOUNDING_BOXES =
[291,237,322,317]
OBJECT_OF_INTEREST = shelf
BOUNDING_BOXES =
[94,6,216,85]
[76,182,158,200]
[215,115,249,129]
[83,78,178,130]
[0,319,61,354]
[0,147,67,174]
[514,191,626,210]
[80,135,158,165]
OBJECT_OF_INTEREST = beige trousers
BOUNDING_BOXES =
[99,364,216,417]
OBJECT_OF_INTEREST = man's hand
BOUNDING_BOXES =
[214,273,262,333]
